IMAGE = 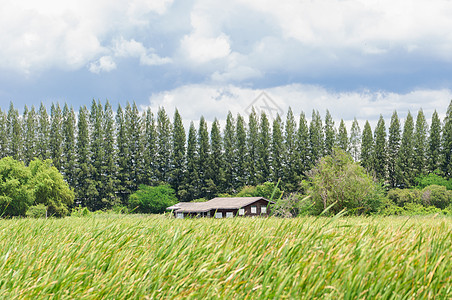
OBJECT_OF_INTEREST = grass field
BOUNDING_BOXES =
[0,215,451,299]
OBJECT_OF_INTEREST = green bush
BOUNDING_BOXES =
[128,184,177,214]
[387,189,422,207]
[26,204,47,218]
[236,182,283,200]
[71,206,91,217]
[415,171,452,190]
[421,185,452,209]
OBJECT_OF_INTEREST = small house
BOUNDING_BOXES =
[167,197,273,218]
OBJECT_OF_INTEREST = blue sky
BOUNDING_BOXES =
[1,0,452,126]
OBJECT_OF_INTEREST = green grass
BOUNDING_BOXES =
[0,215,451,299]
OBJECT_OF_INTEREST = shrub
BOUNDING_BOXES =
[236,182,283,200]
[271,194,315,217]
[71,206,91,217]
[26,204,47,218]
[387,189,422,207]
[421,185,452,209]
[415,171,452,190]
[128,184,178,214]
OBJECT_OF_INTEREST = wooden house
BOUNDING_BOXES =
[167,197,273,218]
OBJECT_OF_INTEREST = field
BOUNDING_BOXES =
[0,215,451,299]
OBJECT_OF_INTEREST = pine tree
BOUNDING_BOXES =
[37,103,50,160]
[0,109,7,159]
[156,107,172,183]
[388,111,401,187]
[236,114,248,189]
[180,122,199,201]
[397,112,415,187]
[49,103,63,170]
[61,104,77,188]
[373,115,387,181]
[413,109,428,176]
[209,118,224,196]
[309,110,323,166]
[23,105,38,164]
[324,110,335,156]
[142,108,157,185]
[247,108,259,186]
[170,109,186,195]
[296,111,309,177]
[116,104,129,203]
[223,112,236,193]
[442,101,452,177]
[6,102,22,160]
[271,114,284,182]
[197,116,211,198]
[126,102,142,190]
[337,119,348,152]
[87,100,103,209]
[428,110,442,173]
[258,112,271,183]
[360,121,373,171]
[76,106,97,207]
[102,101,119,207]
[283,107,298,191]
[350,118,361,161]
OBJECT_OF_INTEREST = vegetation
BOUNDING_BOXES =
[128,184,177,214]
[0,215,450,298]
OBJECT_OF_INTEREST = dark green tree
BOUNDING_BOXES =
[388,111,401,187]
[125,102,142,190]
[209,118,224,196]
[180,122,199,201]
[271,114,284,182]
[61,104,77,188]
[428,110,442,173]
[156,107,172,183]
[349,118,361,161]
[223,112,236,193]
[87,100,103,209]
[373,115,387,181]
[37,103,50,160]
[236,114,248,189]
[142,108,157,185]
[23,105,38,164]
[442,100,452,177]
[116,104,129,203]
[296,111,309,177]
[360,121,373,171]
[6,102,22,160]
[397,112,415,187]
[247,108,259,186]
[0,109,7,159]
[283,107,298,191]
[413,109,428,176]
[170,109,186,195]
[309,110,323,166]
[324,110,335,156]
[258,112,271,183]
[49,103,63,170]
[337,119,348,152]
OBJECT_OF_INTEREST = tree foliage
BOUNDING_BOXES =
[128,184,177,214]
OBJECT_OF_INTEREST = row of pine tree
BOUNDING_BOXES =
[1,100,451,211]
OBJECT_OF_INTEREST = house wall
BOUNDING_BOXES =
[174,199,272,218]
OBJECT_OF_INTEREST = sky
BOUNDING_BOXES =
[1,0,452,127]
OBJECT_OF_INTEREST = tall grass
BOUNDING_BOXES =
[0,215,450,299]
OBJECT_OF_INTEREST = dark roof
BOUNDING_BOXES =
[167,197,273,213]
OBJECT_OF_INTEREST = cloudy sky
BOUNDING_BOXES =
[1,0,452,125]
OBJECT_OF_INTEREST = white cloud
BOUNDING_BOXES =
[89,56,117,74]
[113,37,172,66]
[146,83,452,129]
[181,34,231,64]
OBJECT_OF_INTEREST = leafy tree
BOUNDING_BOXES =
[170,109,186,195]
[337,119,348,152]
[428,110,442,173]
[247,108,259,186]
[349,118,361,161]
[271,114,284,182]
[128,184,177,214]
[373,115,387,181]
[28,158,74,217]
[307,149,382,215]
[49,103,63,170]
[223,112,236,193]
[258,112,271,183]
[236,114,247,188]
[283,107,298,191]
[296,111,310,177]
[156,107,172,183]
[360,121,373,171]
[415,171,452,190]
[6,102,22,160]
[414,109,428,176]
[0,157,33,216]
[37,103,50,160]
[309,110,323,166]
[323,110,335,156]
[388,111,401,188]
[397,112,415,187]
[236,181,283,200]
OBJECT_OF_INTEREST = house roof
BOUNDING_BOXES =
[167,197,273,213]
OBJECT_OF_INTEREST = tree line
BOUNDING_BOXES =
[1,100,451,211]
